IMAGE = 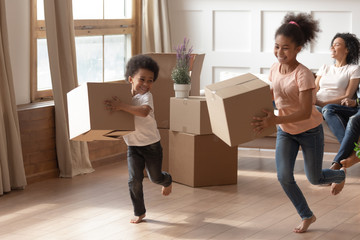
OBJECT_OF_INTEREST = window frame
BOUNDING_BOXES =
[30,0,142,102]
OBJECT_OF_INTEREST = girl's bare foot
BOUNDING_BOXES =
[130,214,145,224]
[331,167,346,195]
[330,162,341,170]
[294,215,316,233]
[340,153,360,168]
[162,184,172,196]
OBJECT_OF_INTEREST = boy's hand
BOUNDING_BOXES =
[104,96,125,112]
[251,109,276,134]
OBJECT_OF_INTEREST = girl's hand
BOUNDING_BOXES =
[251,109,276,134]
[104,96,125,112]
[341,98,357,107]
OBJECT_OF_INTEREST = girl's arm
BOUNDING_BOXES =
[104,97,151,117]
[316,78,360,107]
[252,89,313,133]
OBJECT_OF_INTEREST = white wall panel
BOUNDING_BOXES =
[170,10,206,53]
[168,0,360,92]
[213,66,250,83]
[311,11,352,53]
[213,11,251,52]
[262,11,286,52]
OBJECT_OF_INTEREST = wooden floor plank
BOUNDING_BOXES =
[0,148,360,240]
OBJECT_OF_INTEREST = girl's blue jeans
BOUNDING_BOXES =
[321,104,360,165]
[276,125,345,219]
[127,141,172,216]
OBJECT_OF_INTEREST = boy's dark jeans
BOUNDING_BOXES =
[127,141,172,216]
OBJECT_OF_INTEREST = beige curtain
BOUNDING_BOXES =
[0,0,27,195]
[44,0,94,177]
[144,0,172,53]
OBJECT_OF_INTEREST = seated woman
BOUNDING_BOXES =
[315,33,360,170]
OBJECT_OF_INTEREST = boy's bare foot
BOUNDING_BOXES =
[330,162,341,170]
[162,184,172,196]
[340,153,360,168]
[130,214,146,224]
[331,168,346,195]
[294,215,316,233]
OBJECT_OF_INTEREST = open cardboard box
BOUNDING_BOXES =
[205,73,276,147]
[67,82,134,141]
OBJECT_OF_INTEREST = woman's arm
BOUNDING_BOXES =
[104,96,151,117]
[316,78,360,107]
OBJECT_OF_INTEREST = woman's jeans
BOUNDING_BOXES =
[127,141,172,216]
[322,104,360,165]
[276,125,345,219]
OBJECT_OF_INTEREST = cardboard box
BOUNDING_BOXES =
[169,131,238,187]
[170,96,212,135]
[205,73,276,147]
[67,82,134,141]
[145,53,205,129]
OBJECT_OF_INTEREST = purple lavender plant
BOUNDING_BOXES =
[172,37,193,84]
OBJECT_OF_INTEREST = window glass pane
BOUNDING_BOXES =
[37,39,52,90]
[73,0,103,20]
[37,0,44,20]
[104,35,128,81]
[75,36,103,85]
[104,0,126,19]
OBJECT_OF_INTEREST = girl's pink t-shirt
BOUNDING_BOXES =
[269,62,323,135]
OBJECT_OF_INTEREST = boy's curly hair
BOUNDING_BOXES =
[125,55,159,82]
[275,12,320,48]
[331,33,360,65]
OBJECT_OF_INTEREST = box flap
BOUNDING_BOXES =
[67,84,91,139]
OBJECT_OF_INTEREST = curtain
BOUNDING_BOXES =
[44,0,94,177]
[0,0,27,195]
[143,0,172,53]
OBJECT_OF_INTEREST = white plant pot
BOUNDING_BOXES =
[174,83,191,98]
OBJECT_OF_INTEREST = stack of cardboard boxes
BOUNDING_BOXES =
[146,53,205,175]
[169,96,238,187]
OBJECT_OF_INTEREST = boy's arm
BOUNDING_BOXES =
[104,97,151,117]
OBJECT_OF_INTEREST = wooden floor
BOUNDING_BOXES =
[1,148,360,240]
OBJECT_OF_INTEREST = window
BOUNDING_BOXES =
[30,0,141,101]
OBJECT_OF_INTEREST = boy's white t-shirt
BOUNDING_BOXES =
[123,91,160,146]
[316,64,360,101]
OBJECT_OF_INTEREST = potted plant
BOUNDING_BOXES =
[172,37,193,98]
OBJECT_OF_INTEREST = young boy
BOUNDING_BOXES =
[104,54,172,224]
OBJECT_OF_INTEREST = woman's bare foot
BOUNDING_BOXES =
[331,167,346,195]
[330,162,341,170]
[130,214,146,224]
[340,152,360,168]
[162,184,172,196]
[294,215,316,233]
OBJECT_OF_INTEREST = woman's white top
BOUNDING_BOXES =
[316,64,360,101]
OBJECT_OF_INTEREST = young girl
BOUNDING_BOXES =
[105,54,172,224]
[252,12,346,233]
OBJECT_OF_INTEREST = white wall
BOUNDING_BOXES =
[6,0,30,105]
[168,0,360,90]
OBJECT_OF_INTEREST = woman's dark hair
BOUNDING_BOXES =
[125,55,159,82]
[331,33,360,64]
[275,12,320,48]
